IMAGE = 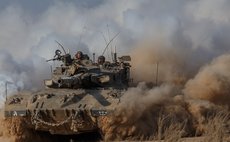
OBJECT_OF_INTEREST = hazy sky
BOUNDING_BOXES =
[0,0,230,57]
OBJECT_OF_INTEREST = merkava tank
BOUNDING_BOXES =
[4,48,131,136]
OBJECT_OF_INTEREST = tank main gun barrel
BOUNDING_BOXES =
[45,73,111,89]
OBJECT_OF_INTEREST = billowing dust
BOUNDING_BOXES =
[1,44,230,141]
[130,41,198,84]
[0,111,57,142]
[99,83,229,140]
[184,54,230,105]
[98,44,230,141]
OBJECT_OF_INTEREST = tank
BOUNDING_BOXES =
[4,48,131,136]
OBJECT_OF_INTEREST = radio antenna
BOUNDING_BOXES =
[55,40,67,55]
[101,31,108,45]
[155,62,159,86]
[102,32,120,56]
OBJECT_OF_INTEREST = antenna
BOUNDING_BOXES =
[93,53,95,63]
[107,24,111,41]
[102,32,120,56]
[50,65,53,76]
[114,46,117,63]
[5,82,7,102]
[155,62,159,86]
[101,32,108,45]
[107,24,113,61]
[55,40,67,55]
[5,81,13,102]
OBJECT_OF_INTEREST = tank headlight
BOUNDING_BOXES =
[98,75,110,83]
[91,109,108,116]
[44,80,53,86]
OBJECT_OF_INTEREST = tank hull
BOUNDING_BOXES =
[4,88,122,135]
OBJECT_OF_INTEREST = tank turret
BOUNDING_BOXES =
[45,49,131,89]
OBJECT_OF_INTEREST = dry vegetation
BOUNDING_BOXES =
[154,108,230,142]
[99,94,230,141]
[1,110,229,142]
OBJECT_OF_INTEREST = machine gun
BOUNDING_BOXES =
[46,41,73,66]
[46,49,62,62]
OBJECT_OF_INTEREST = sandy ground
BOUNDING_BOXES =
[0,138,14,142]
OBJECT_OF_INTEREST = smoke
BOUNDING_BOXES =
[0,0,230,140]
[99,43,230,140]
[0,0,230,95]
[184,54,230,106]
[99,83,179,140]
[130,41,191,84]
[99,82,229,141]
[0,116,60,142]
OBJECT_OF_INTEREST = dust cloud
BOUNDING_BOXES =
[0,0,230,141]
[0,113,67,142]
[130,41,191,84]
[98,44,230,141]
[98,81,229,140]
[184,54,230,106]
